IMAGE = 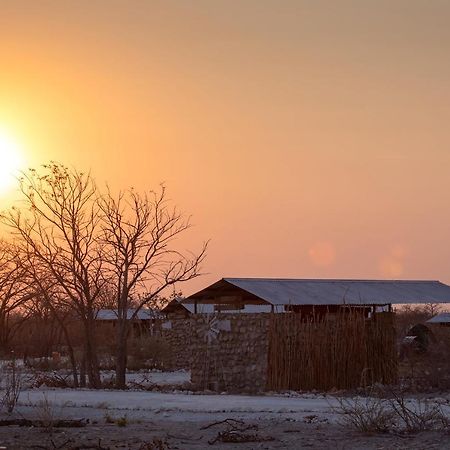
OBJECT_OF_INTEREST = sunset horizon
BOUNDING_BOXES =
[1,1,450,293]
[1,2,450,447]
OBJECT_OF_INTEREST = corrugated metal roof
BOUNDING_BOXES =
[217,278,450,306]
[96,309,162,320]
[427,312,450,324]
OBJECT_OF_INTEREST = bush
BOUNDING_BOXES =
[334,387,450,434]
[335,395,394,433]
[0,357,22,413]
[388,391,449,433]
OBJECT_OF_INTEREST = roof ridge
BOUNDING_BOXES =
[223,277,440,283]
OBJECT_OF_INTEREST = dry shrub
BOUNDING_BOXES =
[0,357,22,413]
[35,392,55,434]
[335,387,450,434]
[335,395,394,433]
[388,391,449,433]
[30,371,73,389]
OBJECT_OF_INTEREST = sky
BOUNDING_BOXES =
[0,0,449,294]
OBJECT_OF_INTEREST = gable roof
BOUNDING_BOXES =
[186,278,450,306]
[161,298,215,314]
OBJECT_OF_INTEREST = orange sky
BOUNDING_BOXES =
[1,1,449,294]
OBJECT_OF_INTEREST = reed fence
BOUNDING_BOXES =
[267,312,397,391]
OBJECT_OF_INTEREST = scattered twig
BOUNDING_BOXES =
[203,418,273,445]
[200,418,246,430]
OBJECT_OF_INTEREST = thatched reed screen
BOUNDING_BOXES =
[267,312,397,391]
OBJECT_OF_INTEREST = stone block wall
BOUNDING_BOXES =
[189,313,270,393]
[160,317,192,370]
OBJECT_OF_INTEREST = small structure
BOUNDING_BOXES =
[95,309,163,337]
[427,312,450,327]
[161,298,214,318]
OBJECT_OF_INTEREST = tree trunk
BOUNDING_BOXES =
[80,356,86,387]
[60,322,79,388]
[0,312,10,355]
[115,319,128,389]
[52,311,80,388]
[83,317,100,388]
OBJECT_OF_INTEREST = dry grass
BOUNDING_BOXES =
[0,357,22,413]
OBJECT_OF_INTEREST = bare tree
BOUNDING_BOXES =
[1,164,207,389]
[0,241,34,354]
[422,303,441,319]
[99,186,207,389]
[1,164,106,387]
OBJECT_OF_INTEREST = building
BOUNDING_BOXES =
[161,298,214,318]
[95,309,163,337]
[184,278,450,318]
[427,312,450,327]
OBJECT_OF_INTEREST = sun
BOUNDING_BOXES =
[0,130,24,194]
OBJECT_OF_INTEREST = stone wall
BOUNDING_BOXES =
[160,316,192,370]
[189,314,270,393]
[158,312,397,393]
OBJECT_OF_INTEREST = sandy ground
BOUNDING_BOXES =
[0,388,449,449]
[1,417,449,449]
[1,368,450,449]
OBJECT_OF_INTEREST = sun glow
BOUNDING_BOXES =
[0,130,24,194]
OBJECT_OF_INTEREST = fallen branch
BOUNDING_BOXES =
[203,418,273,445]
[200,418,246,430]
[0,418,87,428]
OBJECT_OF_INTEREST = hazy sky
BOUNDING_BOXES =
[1,0,449,293]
